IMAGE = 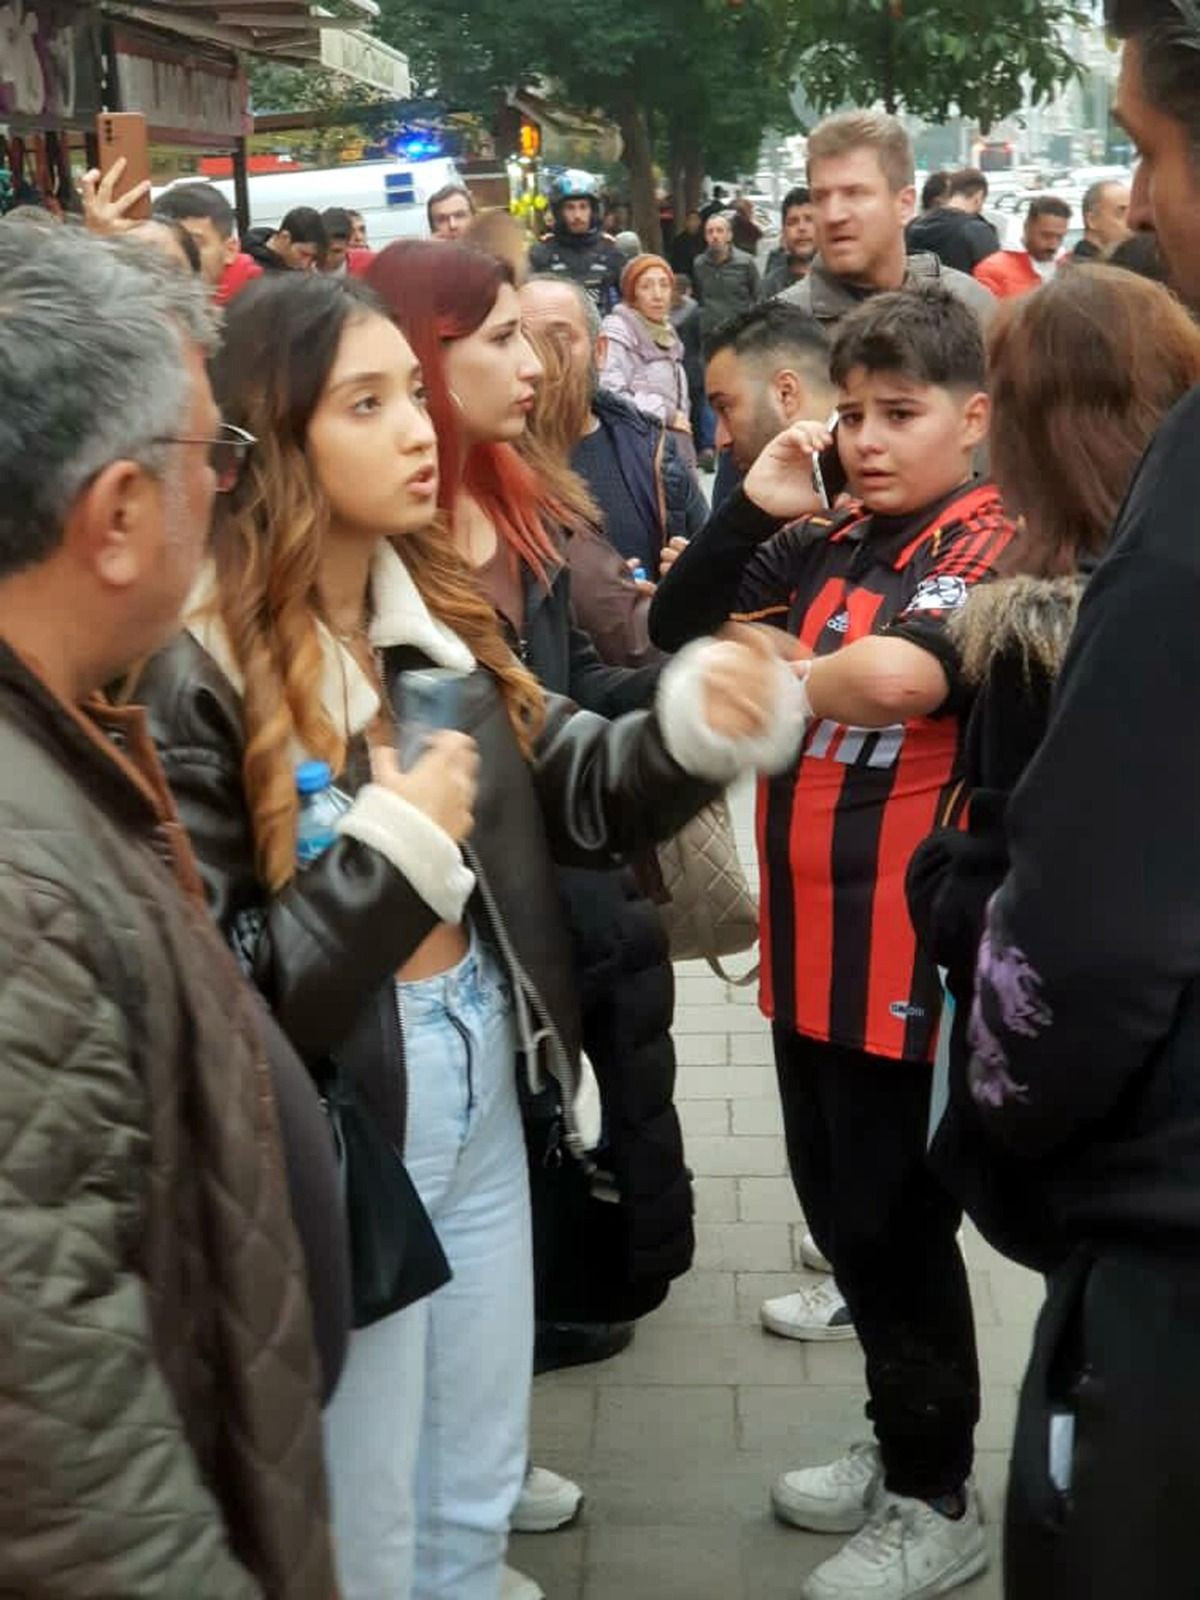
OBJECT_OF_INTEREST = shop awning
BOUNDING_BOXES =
[108,0,399,76]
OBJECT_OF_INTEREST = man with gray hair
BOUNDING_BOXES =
[778,110,994,329]
[520,273,707,578]
[0,229,336,1597]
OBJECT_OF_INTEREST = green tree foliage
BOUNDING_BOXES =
[375,0,793,248]
[786,0,1087,134]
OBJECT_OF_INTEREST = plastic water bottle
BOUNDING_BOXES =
[295,760,352,865]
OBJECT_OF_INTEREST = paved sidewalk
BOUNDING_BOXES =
[510,785,1041,1599]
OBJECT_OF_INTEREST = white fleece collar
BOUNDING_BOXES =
[185,539,475,740]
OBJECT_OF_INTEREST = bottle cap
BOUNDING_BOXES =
[296,759,334,795]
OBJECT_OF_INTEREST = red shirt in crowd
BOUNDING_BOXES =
[972,250,1045,299]
[731,482,1015,1062]
[216,252,264,305]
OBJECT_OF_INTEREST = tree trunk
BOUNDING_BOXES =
[617,93,662,254]
[683,132,704,216]
[880,0,898,114]
[668,124,702,230]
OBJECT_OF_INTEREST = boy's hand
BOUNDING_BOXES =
[743,419,833,522]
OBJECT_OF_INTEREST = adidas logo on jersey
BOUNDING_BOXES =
[825,610,850,634]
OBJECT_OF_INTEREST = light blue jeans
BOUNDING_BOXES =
[323,931,532,1600]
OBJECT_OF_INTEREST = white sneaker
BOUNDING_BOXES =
[761,1277,856,1341]
[800,1487,988,1600]
[501,1565,545,1600]
[800,1231,834,1273]
[772,1442,881,1533]
[511,1464,584,1533]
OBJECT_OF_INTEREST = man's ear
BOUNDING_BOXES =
[594,333,608,368]
[897,184,917,228]
[224,232,239,266]
[773,367,806,423]
[961,390,991,452]
[64,459,157,592]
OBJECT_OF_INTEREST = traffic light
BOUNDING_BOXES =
[519,118,541,160]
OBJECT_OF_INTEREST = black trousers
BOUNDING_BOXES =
[773,1027,980,1501]
[1006,1246,1200,1599]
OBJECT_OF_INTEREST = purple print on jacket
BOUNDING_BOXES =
[968,924,1052,1109]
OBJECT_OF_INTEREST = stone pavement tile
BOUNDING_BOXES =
[737,1176,800,1223]
[583,1524,744,1600]
[694,1220,793,1270]
[674,1003,770,1035]
[645,1268,737,1327]
[730,1097,784,1137]
[973,1447,1012,1515]
[548,1324,811,1388]
[693,1176,739,1224]
[594,1384,735,1459]
[975,1324,1038,1386]
[727,981,759,1005]
[729,1031,778,1065]
[686,1135,786,1178]
[738,1514,830,1600]
[577,1455,775,1526]
[737,1383,863,1458]
[988,1258,1045,1327]
[675,1063,775,1100]
[735,1270,802,1322]
[969,1269,1001,1328]
[530,1383,598,1455]
[507,1525,586,1600]
[677,1098,731,1138]
[675,1033,729,1067]
[977,1387,1019,1454]
[675,973,733,1006]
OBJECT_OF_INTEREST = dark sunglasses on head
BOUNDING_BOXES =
[154,421,257,493]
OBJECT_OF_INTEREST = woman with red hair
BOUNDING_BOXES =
[365,238,721,1557]
[367,239,658,718]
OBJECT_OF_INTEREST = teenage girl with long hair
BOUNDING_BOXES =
[138,272,802,1600]
[907,264,1200,1272]
[367,239,656,717]
[367,241,695,1380]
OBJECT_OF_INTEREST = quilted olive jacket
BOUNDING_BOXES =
[0,643,334,1598]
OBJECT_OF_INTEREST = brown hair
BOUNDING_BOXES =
[988,263,1200,571]
[207,273,543,892]
[514,324,603,531]
[807,110,914,194]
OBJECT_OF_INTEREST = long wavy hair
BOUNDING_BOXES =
[515,323,603,532]
[366,240,566,582]
[206,272,543,891]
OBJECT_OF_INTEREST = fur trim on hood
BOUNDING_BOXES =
[951,574,1085,687]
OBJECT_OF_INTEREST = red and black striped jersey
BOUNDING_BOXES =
[732,481,1015,1063]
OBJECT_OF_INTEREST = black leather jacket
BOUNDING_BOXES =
[138,632,713,1155]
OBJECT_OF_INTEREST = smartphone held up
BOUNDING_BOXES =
[95,113,152,221]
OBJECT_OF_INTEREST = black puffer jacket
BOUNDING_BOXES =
[516,557,693,1313]
[139,615,715,1174]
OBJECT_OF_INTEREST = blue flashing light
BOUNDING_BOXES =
[392,131,445,161]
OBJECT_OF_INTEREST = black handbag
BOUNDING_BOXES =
[324,1073,451,1329]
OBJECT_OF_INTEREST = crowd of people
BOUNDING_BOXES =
[2,1,1200,1598]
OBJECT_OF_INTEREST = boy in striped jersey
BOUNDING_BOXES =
[651,284,1014,1600]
